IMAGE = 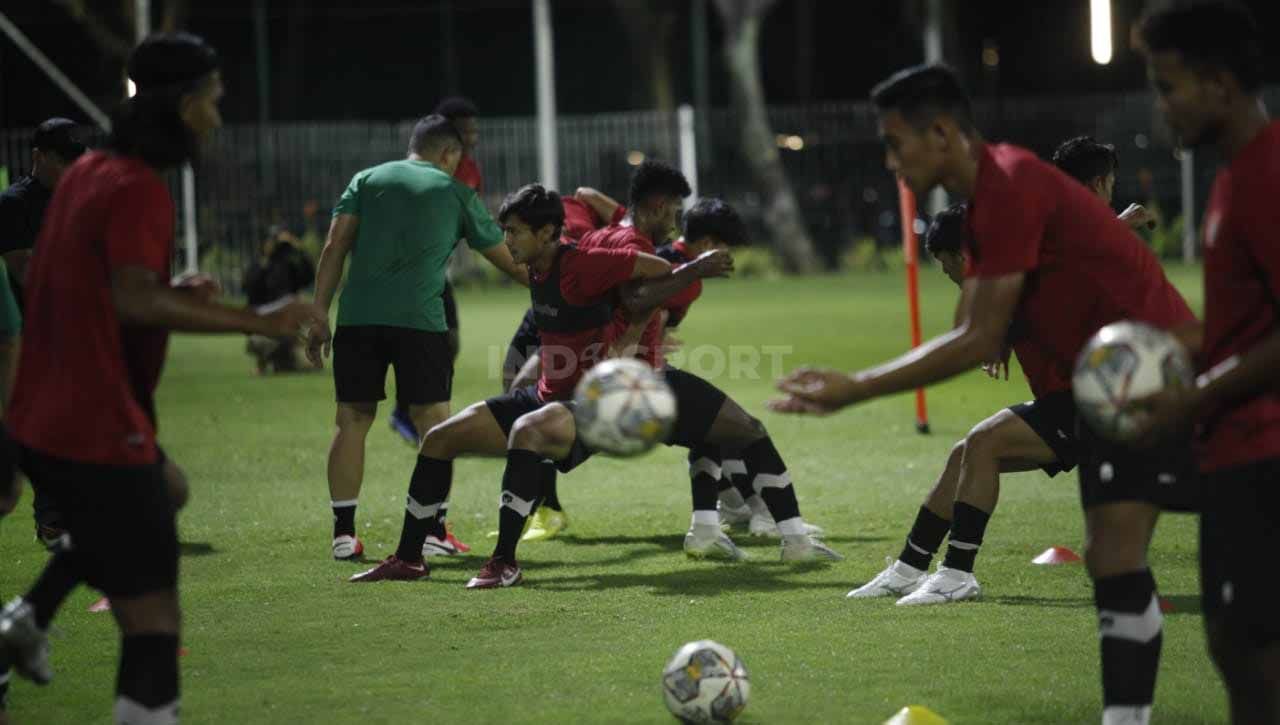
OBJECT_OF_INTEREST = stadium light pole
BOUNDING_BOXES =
[533,0,559,191]
[1090,0,1113,65]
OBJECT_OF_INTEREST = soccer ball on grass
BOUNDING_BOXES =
[661,640,750,723]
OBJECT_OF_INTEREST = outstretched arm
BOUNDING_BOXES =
[771,272,1025,415]
[479,243,529,287]
[619,250,733,318]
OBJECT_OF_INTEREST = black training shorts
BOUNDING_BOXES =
[1199,458,1280,646]
[1008,391,1080,477]
[661,367,728,448]
[485,385,592,473]
[1076,419,1199,512]
[333,325,453,405]
[18,446,177,598]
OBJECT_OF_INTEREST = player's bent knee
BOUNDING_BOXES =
[335,403,376,430]
[510,406,574,457]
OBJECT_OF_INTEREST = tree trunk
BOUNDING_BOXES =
[611,0,678,113]
[713,0,821,273]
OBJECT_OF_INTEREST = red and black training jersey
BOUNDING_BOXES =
[532,243,638,402]
[654,240,702,327]
[578,225,665,369]
[8,151,173,466]
[1198,120,1280,472]
[964,143,1195,399]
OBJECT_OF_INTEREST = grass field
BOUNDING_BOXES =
[1,264,1223,724]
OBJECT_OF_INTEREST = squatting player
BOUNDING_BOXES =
[770,65,1197,725]
[1136,2,1280,720]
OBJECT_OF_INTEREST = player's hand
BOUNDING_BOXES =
[768,367,861,416]
[254,298,327,340]
[1124,386,1198,448]
[981,345,1011,380]
[1119,204,1157,231]
[172,272,222,302]
[690,249,734,279]
[305,321,333,368]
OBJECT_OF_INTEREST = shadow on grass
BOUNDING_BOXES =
[555,533,890,548]
[523,561,847,596]
[987,595,1095,608]
[180,541,217,557]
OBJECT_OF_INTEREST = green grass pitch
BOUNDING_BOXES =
[1,264,1223,723]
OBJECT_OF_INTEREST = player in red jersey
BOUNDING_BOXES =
[770,65,1197,725]
[0,34,323,723]
[1135,2,1280,720]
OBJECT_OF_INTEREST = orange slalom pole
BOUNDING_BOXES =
[897,179,931,434]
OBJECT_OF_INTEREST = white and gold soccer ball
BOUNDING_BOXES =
[661,640,750,723]
[1072,320,1194,443]
[572,358,677,456]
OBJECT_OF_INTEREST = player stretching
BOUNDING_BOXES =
[1136,2,1280,721]
[307,115,526,563]
[853,137,1174,604]
[771,65,1196,724]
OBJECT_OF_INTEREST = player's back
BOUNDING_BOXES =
[967,144,1193,386]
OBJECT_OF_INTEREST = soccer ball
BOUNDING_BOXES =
[661,640,750,723]
[572,358,677,456]
[1072,321,1194,442]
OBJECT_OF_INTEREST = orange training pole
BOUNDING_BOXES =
[897,179,931,434]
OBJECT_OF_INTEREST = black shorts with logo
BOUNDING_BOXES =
[661,367,728,448]
[1199,458,1280,645]
[485,385,593,473]
[333,325,453,405]
[18,445,177,598]
[1008,391,1080,477]
[1076,418,1199,512]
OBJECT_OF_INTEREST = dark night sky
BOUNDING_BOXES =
[2,0,1279,127]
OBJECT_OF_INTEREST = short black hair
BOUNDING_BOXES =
[924,203,968,258]
[408,114,462,155]
[433,96,479,120]
[870,64,975,132]
[1051,136,1119,186]
[1139,0,1262,92]
[683,198,747,246]
[628,160,691,207]
[32,118,87,160]
[109,32,220,169]
[499,184,564,239]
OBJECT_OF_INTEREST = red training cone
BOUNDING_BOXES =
[1032,546,1082,565]
[1159,597,1175,614]
[178,647,190,657]
[88,597,111,613]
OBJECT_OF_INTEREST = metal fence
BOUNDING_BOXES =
[4,87,1276,293]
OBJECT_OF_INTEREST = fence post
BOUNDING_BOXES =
[1180,150,1195,263]
[678,104,698,210]
[533,0,558,191]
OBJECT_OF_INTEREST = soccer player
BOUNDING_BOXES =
[0,33,324,722]
[847,204,1087,604]
[770,65,1196,724]
[1051,136,1156,231]
[0,117,87,302]
[0,118,87,548]
[307,114,526,562]
[1135,2,1280,720]
[388,96,483,447]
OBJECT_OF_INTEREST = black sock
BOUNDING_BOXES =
[740,437,802,528]
[898,506,951,571]
[25,552,80,630]
[0,661,9,712]
[688,446,721,512]
[331,501,357,539]
[541,467,562,512]
[941,502,990,573]
[1095,569,1162,709]
[493,450,543,562]
[394,456,452,562]
[116,633,179,713]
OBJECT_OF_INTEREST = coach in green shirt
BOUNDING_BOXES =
[308,114,527,561]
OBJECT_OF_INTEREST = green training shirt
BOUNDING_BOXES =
[332,159,502,332]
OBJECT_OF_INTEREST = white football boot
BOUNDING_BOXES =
[894,565,982,606]
[846,558,928,599]
[780,534,843,562]
[748,513,825,539]
[331,535,364,560]
[716,500,752,529]
[684,524,748,561]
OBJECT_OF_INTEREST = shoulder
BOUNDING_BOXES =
[986,144,1055,187]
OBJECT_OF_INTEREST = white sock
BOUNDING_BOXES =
[691,510,719,527]
[776,517,806,537]
[114,696,179,725]
[718,487,747,510]
[1102,705,1151,725]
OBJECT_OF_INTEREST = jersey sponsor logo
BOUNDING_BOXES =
[532,303,559,318]
[1157,473,1176,485]
[1100,462,1115,483]
[126,433,146,447]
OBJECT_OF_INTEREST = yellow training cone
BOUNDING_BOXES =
[883,705,949,725]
